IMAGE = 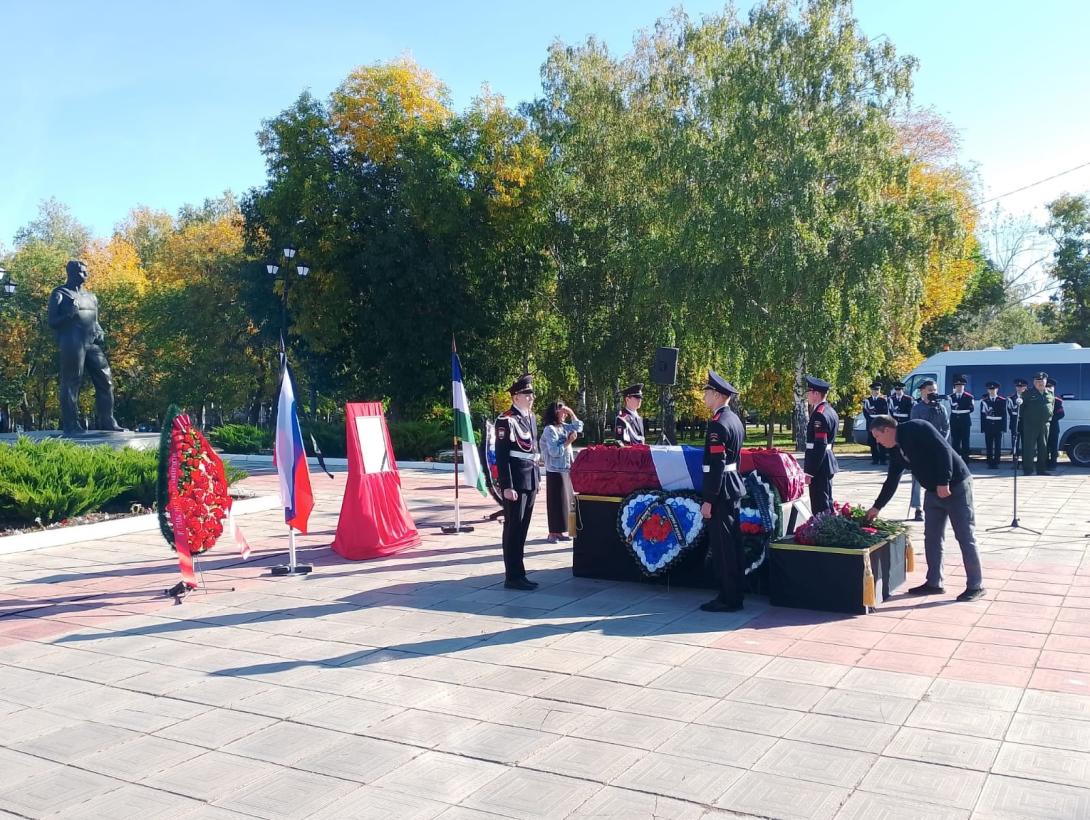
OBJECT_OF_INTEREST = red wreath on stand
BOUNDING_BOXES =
[160,411,247,593]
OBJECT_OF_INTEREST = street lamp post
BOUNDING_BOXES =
[266,246,309,350]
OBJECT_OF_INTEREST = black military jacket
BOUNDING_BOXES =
[702,404,745,504]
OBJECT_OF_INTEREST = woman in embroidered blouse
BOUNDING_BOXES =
[539,400,583,544]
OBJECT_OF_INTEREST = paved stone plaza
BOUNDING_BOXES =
[1,457,1089,819]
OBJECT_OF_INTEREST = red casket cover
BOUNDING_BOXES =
[741,448,806,502]
[332,402,420,559]
[570,444,659,497]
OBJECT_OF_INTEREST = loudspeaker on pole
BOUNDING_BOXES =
[650,347,679,386]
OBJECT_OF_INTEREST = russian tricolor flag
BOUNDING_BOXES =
[274,363,314,534]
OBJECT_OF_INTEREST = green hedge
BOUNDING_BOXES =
[0,437,247,527]
[302,419,450,461]
[208,418,451,461]
[208,423,271,454]
[388,419,450,460]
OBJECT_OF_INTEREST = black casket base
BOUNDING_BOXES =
[572,495,717,588]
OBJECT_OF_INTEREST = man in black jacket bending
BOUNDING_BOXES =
[865,416,985,602]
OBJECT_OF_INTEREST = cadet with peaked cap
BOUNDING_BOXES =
[1008,378,1028,463]
[862,381,889,466]
[698,370,746,612]
[803,375,839,515]
[948,376,974,461]
[495,374,540,590]
[614,384,646,446]
[979,381,1006,469]
[1046,377,1065,470]
[1021,372,1054,476]
[889,381,913,424]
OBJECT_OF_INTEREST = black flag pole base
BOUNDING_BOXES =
[441,524,475,534]
[987,518,1041,535]
[486,509,504,522]
[271,564,312,576]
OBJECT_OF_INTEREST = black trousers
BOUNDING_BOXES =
[950,421,970,459]
[809,475,833,515]
[984,428,1003,466]
[1048,419,1061,467]
[501,489,536,581]
[709,500,744,605]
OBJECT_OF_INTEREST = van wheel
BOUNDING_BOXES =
[1067,436,1090,468]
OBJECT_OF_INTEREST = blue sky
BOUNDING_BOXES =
[2,0,1088,247]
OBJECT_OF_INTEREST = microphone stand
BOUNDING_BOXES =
[988,425,1039,535]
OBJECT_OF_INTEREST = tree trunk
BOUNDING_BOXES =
[793,353,808,452]
[765,420,773,449]
[662,385,676,445]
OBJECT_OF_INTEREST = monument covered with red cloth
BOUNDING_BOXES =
[332,402,420,559]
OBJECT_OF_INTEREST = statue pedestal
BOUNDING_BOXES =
[0,430,160,451]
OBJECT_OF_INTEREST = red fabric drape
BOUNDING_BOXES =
[332,402,420,559]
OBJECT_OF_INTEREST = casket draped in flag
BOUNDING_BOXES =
[569,444,803,586]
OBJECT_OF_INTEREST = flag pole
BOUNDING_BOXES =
[443,336,474,534]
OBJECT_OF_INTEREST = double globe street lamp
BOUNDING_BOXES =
[0,267,16,298]
[266,245,309,345]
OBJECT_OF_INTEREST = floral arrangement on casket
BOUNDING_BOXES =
[794,502,905,549]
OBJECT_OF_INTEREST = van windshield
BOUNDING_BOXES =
[905,373,937,400]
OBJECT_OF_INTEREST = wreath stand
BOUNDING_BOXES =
[165,551,237,602]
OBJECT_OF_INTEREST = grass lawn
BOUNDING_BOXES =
[675,423,871,455]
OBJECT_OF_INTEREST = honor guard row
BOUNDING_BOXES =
[614,384,646,446]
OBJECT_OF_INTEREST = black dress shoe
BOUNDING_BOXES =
[1036,471,1054,477]
[522,577,539,588]
[956,588,986,602]
[913,510,924,522]
[700,599,743,613]
[908,583,944,595]
[504,578,536,591]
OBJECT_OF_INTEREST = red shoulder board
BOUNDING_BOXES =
[816,402,826,412]
[712,409,723,421]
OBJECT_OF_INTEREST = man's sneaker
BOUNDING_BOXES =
[956,588,986,602]
[908,583,944,596]
[913,509,924,522]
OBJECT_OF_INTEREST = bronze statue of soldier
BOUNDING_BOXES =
[47,260,124,435]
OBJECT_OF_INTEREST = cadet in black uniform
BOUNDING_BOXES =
[979,381,1007,469]
[862,381,889,465]
[803,375,839,515]
[495,374,540,591]
[889,382,913,425]
[698,370,746,613]
[1047,378,1065,470]
[614,384,646,445]
[1008,378,1028,463]
[948,376,974,460]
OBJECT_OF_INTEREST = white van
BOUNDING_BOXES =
[853,343,1090,467]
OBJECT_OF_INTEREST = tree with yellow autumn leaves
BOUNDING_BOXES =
[2,1,1012,440]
